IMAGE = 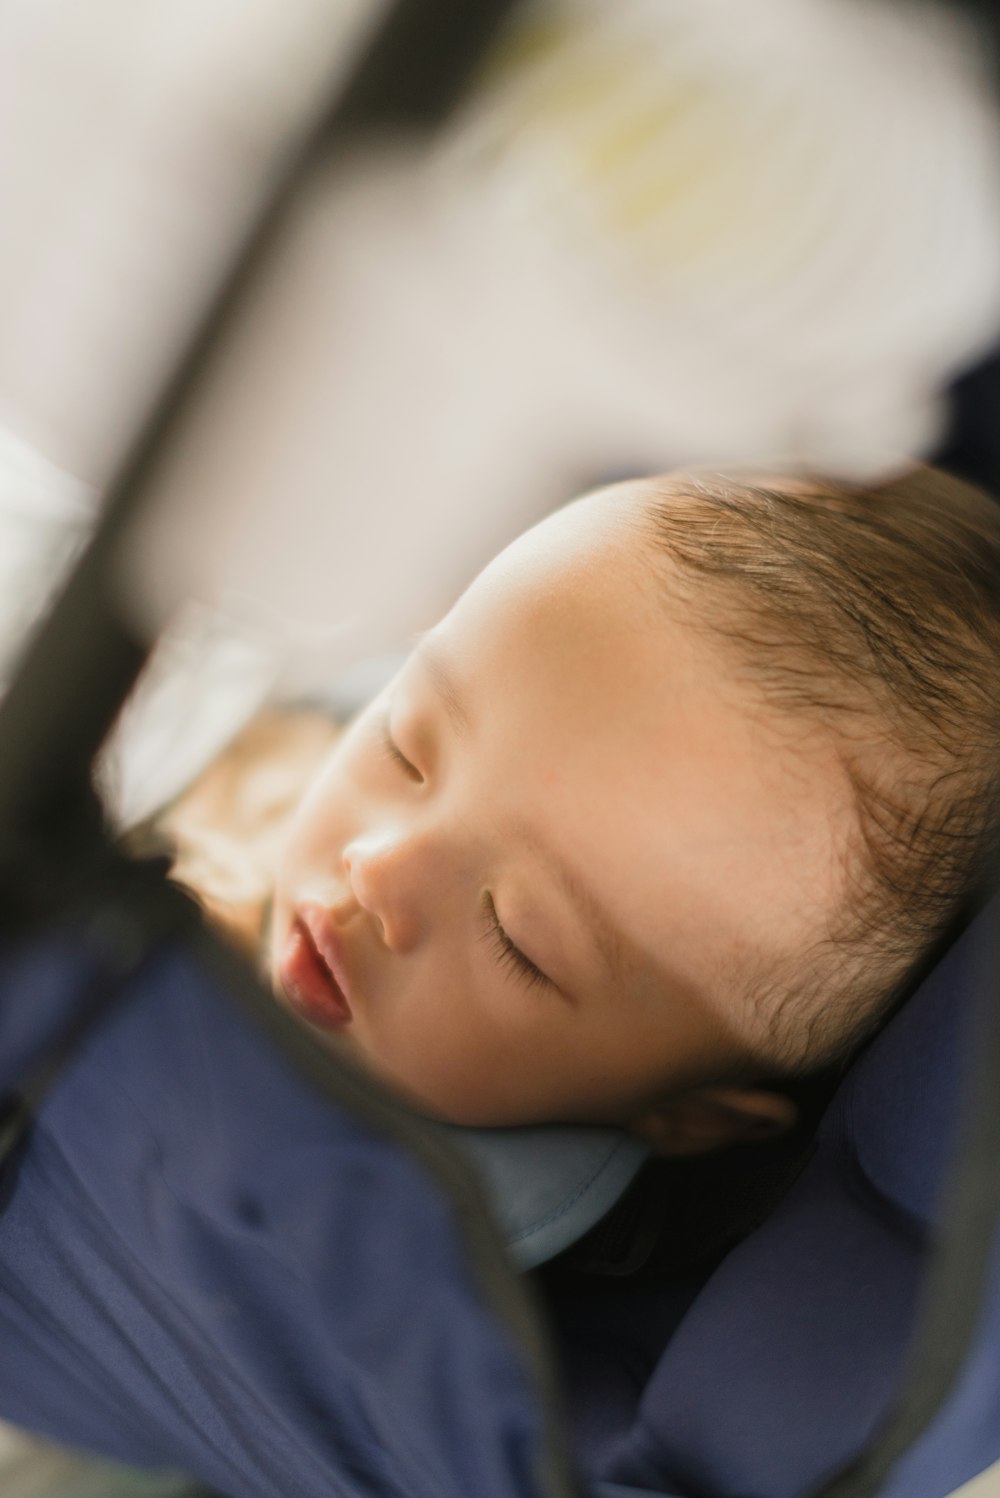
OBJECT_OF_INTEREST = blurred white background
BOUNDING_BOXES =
[1,0,999,823]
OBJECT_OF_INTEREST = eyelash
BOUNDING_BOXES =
[481,892,549,990]
[377,711,547,991]
[379,713,423,783]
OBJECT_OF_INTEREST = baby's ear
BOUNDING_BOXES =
[626,1086,798,1157]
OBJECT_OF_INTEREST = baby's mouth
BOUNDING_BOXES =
[278,914,353,1032]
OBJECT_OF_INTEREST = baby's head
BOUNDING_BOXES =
[270,467,1000,1150]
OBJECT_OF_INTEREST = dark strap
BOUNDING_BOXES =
[0,846,190,1171]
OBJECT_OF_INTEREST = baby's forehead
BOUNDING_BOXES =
[442,505,861,995]
[453,478,861,766]
[474,485,678,631]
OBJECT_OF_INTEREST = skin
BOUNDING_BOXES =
[268,486,854,1145]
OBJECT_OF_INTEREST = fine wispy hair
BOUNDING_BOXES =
[639,465,1000,1071]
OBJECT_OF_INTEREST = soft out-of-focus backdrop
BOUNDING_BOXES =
[1,0,999,815]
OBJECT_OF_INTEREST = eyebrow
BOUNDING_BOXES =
[512,819,638,989]
[412,637,471,737]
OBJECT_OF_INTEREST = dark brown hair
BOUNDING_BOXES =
[639,465,1000,1071]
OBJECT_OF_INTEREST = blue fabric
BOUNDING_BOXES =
[575,899,1000,1498]
[0,935,560,1498]
[0,932,111,1093]
[2,896,1000,1497]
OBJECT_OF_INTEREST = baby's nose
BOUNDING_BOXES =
[342,829,427,953]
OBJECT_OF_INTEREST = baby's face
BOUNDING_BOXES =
[269,487,851,1128]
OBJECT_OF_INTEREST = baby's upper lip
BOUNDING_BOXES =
[297,901,354,1011]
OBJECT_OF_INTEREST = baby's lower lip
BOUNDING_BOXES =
[278,919,353,1031]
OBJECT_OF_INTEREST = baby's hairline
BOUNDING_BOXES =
[593,463,1000,1078]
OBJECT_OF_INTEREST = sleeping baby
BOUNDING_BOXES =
[149,465,1000,1159]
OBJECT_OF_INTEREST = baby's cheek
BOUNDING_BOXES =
[281,770,342,868]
